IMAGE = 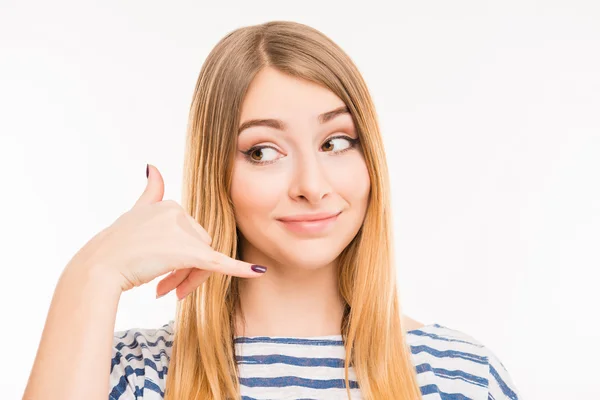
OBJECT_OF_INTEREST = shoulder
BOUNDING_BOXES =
[402,315,426,332]
[109,320,175,400]
[405,323,521,399]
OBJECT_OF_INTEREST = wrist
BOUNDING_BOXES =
[62,259,124,299]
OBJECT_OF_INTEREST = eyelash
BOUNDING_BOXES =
[241,134,360,166]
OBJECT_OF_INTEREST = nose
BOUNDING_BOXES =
[288,151,333,204]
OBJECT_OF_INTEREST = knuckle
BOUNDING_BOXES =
[207,251,221,268]
[161,199,180,210]
[162,202,185,217]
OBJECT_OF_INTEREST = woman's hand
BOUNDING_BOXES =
[67,164,266,299]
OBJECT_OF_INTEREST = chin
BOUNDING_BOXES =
[273,240,346,269]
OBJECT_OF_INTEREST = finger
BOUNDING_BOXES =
[174,269,213,300]
[173,245,267,278]
[200,249,267,278]
[133,163,165,208]
[155,268,192,298]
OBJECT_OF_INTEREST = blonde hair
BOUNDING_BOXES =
[165,20,422,400]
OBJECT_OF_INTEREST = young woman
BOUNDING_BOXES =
[24,21,520,400]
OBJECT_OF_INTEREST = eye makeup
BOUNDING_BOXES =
[240,134,360,166]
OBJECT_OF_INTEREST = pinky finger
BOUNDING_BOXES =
[156,268,191,298]
[175,268,212,300]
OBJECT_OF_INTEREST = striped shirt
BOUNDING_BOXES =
[109,320,520,399]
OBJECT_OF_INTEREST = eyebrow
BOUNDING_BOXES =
[238,105,350,135]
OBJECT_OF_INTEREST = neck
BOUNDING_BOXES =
[235,242,346,338]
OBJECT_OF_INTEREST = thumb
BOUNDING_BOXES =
[134,163,165,208]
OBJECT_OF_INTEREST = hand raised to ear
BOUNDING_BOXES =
[68,163,267,296]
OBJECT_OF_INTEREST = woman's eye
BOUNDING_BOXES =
[322,136,356,152]
[242,135,359,166]
[245,146,280,164]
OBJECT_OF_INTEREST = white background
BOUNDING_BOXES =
[1,1,598,399]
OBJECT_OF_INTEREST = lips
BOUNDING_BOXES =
[277,211,341,222]
[277,211,341,235]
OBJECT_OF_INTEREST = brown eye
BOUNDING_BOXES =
[322,136,355,152]
[250,148,263,161]
[242,136,358,166]
[242,145,280,165]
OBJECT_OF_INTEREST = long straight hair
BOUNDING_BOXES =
[164,21,422,400]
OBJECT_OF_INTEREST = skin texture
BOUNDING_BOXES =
[231,67,422,337]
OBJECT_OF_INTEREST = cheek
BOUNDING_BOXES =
[330,155,371,205]
[230,163,282,222]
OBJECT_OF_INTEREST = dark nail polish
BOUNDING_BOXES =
[251,265,267,273]
[146,164,149,178]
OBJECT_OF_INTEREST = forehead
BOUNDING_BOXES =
[239,67,347,124]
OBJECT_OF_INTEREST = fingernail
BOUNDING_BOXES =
[156,292,166,299]
[146,164,149,178]
[251,265,267,273]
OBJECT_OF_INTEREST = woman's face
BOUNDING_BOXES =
[231,67,370,269]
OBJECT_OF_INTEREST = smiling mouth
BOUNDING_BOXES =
[277,211,342,222]
[277,212,341,235]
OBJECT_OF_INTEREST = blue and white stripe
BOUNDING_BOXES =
[109,321,520,399]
